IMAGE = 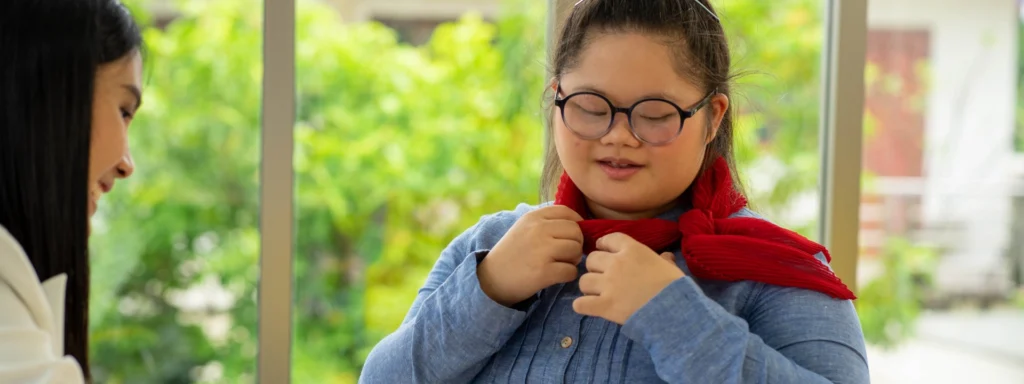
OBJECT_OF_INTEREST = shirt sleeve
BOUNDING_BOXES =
[359,213,533,384]
[0,280,85,384]
[621,258,869,384]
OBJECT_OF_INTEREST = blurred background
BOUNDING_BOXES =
[88,0,1024,382]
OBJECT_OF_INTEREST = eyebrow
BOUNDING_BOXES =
[123,84,143,111]
[568,83,682,105]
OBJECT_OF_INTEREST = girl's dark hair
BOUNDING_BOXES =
[0,0,142,378]
[541,0,743,200]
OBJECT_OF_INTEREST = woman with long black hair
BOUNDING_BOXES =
[0,0,145,382]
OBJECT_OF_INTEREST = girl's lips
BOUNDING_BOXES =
[597,161,643,180]
[596,156,642,166]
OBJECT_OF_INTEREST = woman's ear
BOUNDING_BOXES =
[706,93,729,144]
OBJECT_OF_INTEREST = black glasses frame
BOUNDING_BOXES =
[553,85,717,145]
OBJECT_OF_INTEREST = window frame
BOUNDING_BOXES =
[258,0,295,382]
[818,0,867,289]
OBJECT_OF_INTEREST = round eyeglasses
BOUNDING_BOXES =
[553,85,717,146]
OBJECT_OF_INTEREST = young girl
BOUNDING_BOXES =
[361,0,869,382]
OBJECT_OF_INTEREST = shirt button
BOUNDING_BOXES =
[560,336,573,349]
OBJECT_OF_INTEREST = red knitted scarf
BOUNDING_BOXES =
[554,156,856,300]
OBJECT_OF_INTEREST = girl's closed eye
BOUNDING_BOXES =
[569,99,608,116]
[637,113,673,122]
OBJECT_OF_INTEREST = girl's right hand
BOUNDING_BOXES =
[477,205,585,308]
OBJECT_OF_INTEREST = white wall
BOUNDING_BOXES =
[869,0,1020,294]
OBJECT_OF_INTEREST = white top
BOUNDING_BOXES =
[0,225,85,383]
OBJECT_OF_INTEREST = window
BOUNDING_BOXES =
[85,0,1024,382]
[288,0,832,381]
[89,0,264,382]
[291,0,538,381]
[858,0,1024,382]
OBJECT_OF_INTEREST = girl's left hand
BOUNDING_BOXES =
[573,232,686,325]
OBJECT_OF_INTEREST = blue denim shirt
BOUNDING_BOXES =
[360,203,870,383]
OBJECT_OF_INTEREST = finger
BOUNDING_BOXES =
[544,219,585,244]
[537,204,585,222]
[545,261,579,285]
[594,232,633,252]
[585,251,613,273]
[578,272,603,295]
[660,252,676,263]
[572,295,605,318]
[550,239,584,264]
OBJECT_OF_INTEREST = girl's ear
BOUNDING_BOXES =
[549,77,559,92]
[705,93,729,144]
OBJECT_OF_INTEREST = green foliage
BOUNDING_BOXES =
[89,0,264,382]
[1013,288,1024,309]
[855,237,939,349]
[717,0,825,238]
[88,0,908,382]
[291,1,549,382]
[91,0,550,382]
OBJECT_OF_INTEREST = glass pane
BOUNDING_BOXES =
[720,0,826,238]
[89,0,262,381]
[291,0,546,380]
[291,0,826,381]
[858,1,1024,383]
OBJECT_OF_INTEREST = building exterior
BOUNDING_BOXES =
[861,0,1024,301]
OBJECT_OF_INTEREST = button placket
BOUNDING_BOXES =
[558,279,590,384]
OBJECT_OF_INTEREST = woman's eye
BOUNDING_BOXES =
[121,108,134,119]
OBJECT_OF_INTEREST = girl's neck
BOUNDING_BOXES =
[584,199,679,220]
[582,189,693,220]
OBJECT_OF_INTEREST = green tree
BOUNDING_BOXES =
[855,237,939,349]
[89,0,264,382]
[290,2,549,382]
[718,0,826,237]
[91,0,550,382]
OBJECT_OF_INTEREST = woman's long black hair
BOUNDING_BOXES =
[0,0,142,378]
